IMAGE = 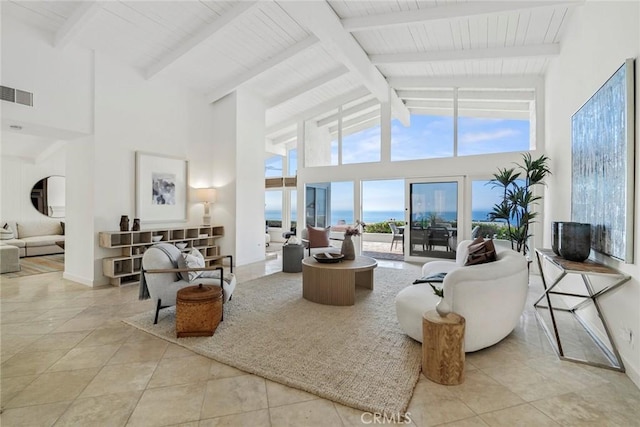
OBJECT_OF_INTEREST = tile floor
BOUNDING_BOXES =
[1,253,639,426]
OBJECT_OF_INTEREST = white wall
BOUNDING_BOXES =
[91,52,218,284]
[1,16,241,285]
[1,19,92,137]
[209,90,267,266]
[235,89,267,265]
[0,150,66,222]
[544,1,640,387]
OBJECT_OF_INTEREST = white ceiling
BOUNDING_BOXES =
[1,0,580,152]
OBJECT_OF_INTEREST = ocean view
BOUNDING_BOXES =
[266,209,495,224]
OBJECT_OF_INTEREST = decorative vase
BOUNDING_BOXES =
[119,215,129,232]
[341,235,356,260]
[436,298,451,317]
[551,221,561,255]
[558,222,591,262]
[132,218,140,231]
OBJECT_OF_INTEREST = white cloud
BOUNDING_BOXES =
[459,129,519,144]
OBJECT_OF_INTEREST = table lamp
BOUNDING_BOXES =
[191,187,217,225]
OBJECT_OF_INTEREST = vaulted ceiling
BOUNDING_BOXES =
[2,0,581,155]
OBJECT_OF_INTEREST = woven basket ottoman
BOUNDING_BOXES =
[176,284,222,338]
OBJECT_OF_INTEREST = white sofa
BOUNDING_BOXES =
[395,239,529,352]
[0,220,65,257]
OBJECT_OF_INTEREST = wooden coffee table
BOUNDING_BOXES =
[301,255,377,306]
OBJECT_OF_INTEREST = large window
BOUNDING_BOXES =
[457,88,533,156]
[288,148,297,176]
[265,155,283,178]
[330,182,354,225]
[305,96,381,167]
[362,180,404,224]
[391,114,454,161]
[265,190,282,228]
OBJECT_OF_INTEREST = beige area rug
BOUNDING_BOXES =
[1,254,64,278]
[123,267,422,416]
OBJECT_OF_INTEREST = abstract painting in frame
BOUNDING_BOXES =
[136,152,189,224]
[571,58,635,263]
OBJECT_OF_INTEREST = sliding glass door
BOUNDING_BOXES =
[405,178,463,261]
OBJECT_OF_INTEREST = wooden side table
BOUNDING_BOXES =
[422,310,465,385]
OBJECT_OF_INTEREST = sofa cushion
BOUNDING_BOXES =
[306,226,330,248]
[465,237,497,266]
[177,248,205,281]
[17,221,63,239]
[0,239,25,248]
[21,235,64,248]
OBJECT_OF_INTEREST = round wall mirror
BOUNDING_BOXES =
[31,175,65,218]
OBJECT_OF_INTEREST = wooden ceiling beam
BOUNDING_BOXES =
[54,1,102,48]
[146,1,258,79]
[317,99,379,127]
[267,66,349,108]
[342,1,583,32]
[206,35,319,104]
[398,89,535,101]
[266,87,369,135]
[277,0,410,125]
[370,44,560,65]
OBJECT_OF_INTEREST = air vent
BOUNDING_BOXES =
[1,85,33,106]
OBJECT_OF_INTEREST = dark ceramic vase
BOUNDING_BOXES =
[551,221,561,255]
[119,215,129,232]
[558,222,591,262]
[132,218,140,231]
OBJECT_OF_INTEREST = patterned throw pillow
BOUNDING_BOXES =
[465,237,497,266]
[306,226,330,248]
[177,248,205,281]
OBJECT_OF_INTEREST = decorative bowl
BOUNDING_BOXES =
[152,236,163,242]
[175,242,188,250]
[313,253,344,264]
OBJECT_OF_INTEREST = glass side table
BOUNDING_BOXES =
[534,249,631,372]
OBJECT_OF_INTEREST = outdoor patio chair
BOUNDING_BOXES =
[388,222,404,252]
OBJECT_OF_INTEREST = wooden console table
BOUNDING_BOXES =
[534,249,631,372]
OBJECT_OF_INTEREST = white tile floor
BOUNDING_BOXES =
[1,253,639,426]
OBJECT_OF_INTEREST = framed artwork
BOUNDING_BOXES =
[135,152,189,223]
[571,58,635,263]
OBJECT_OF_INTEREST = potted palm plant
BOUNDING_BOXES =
[488,153,551,256]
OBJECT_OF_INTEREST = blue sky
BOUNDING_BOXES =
[266,113,529,213]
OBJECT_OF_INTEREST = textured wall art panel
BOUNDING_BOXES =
[571,59,635,262]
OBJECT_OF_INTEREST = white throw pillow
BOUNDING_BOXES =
[1,224,14,240]
[177,248,205,281]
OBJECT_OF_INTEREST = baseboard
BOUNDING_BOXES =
[62,272,103,287]
[624,357,640,390]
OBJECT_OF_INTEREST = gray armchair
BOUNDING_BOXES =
[139,243,236,324]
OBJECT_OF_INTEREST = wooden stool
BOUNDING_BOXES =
[176,284,222,338]
[422,310,465,385]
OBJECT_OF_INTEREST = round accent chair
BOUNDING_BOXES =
[395,239,529,352]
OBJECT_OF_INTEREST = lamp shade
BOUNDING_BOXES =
[191,187,217,203]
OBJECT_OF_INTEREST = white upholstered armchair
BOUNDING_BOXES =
[395,239,529,352]
[139,243,236,324]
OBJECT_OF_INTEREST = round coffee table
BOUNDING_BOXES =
[301,255,377,306]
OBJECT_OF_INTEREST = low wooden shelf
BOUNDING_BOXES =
[99,225,224,287]
[422,310,465,385]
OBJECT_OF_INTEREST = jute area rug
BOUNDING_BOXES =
[123,266,422,415]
